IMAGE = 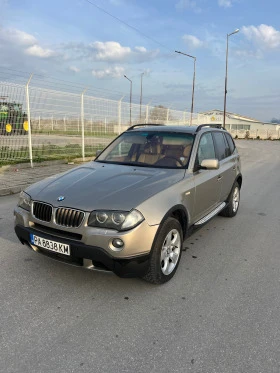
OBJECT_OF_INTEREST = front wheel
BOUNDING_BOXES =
[220,181,240,217]
[142,217,183,284]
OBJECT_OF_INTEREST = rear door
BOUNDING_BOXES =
[193,132,222,222]
[212,131,236,202]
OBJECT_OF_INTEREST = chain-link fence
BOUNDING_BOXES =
[1,80,280,166]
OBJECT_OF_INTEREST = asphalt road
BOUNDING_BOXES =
[1,141,280,373]
[1,134,113,148]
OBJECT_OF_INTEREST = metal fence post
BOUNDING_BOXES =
[81,88,87,161]
[145,105,149,124]
[118,96,124,134]
[26,74,33,168]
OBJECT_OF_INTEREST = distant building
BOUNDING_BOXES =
[199,109,280,132]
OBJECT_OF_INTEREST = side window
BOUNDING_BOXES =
[225,133,236,155]
[197,132,216,165]
[212,132,229,160]
[223,133,231,157]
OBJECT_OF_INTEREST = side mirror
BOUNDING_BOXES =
[96,149,102,157]
[200,159,220,170]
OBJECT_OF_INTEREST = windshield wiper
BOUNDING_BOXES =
[113,161,150,167]
[95,160,149,167]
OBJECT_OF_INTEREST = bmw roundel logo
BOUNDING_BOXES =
[57,196,65,202]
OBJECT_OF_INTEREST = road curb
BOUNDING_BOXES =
[0,163,80,197]
[0,185,27,196]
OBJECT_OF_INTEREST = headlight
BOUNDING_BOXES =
[18,191,31,211]
[88,209,144,231]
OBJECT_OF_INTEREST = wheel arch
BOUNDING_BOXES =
[236,174,242,189]
[225,174,242,203]
[158,204,189,238]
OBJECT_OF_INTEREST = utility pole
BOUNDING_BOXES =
[175,51,196,125]
[223,29,239,127]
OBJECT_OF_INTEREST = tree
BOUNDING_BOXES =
[270,118,280,124]
[149,105,174,122]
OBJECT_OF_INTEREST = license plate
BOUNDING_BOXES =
[30,234,70,256]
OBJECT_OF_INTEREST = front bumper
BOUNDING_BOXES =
[14,206,158,259]
[15,224,150,278]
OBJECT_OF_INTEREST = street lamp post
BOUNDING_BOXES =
[140,72,144,121]
[175,51,196,125]
[124,75,132,125]
[223,29,239,127]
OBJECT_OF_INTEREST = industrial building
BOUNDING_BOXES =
[199,109,279,132]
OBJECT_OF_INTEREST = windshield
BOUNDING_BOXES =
[96,131,194,169]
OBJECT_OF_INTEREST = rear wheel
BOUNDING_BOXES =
[142,217,183,284]
[220,181,240,217]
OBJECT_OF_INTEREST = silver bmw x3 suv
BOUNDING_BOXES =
[14,124,242,284]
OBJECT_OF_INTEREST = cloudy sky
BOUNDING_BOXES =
[1,0,280,120]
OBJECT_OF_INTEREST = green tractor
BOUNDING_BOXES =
[0,101,29,136]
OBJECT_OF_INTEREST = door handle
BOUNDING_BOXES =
[233,166,236,171]
[217,175,223,181]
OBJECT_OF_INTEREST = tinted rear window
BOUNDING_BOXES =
[212,132,230,160]
[225,133,236,155]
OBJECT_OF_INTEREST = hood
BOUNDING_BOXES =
[26,162,185,212]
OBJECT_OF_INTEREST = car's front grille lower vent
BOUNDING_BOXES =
[33,202,52,222]
[55,208,85,228]
[33,223,82,241]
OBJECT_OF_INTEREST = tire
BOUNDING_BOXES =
[220,181,240,218]
[142,217,183,284]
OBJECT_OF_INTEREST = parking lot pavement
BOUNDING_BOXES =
[0,140,280,373]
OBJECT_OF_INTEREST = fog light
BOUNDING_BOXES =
[112,238,124,249]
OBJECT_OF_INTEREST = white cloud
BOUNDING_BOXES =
[92,41,131,61]
[176,0,201,13]
[63,41,159,63]
[69,66,80,73]
[135,46,147,53]
[0,27,56,60]
[25,45,56,58]
[242,24,280,49]
[0,27,37,46]
[92,66,125,79]
[234,49,262,60]
[183,34,204,48]
[218,0,232,7]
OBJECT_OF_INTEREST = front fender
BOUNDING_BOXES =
[136,177,195,227]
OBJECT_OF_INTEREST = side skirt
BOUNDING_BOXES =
[194,202,226,226]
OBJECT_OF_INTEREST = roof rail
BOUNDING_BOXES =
[126,123,166,131]
[195,124,226,133]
